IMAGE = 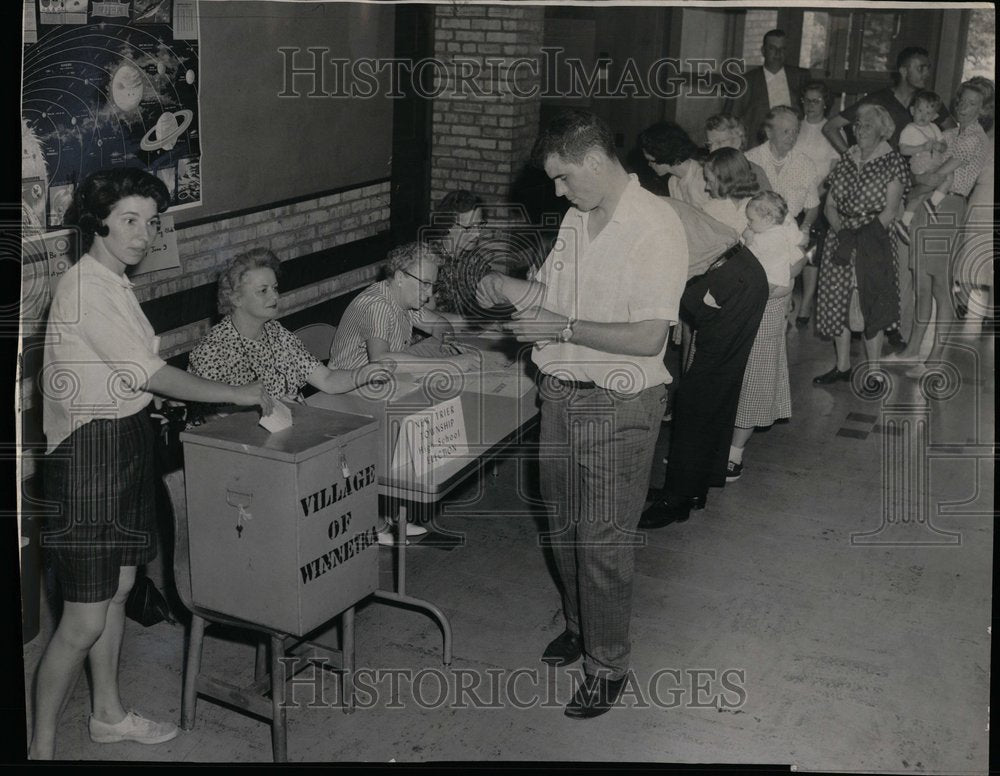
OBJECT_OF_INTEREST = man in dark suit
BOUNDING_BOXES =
[727,29,811,146]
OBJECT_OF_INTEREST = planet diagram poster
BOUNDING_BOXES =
[22,0,202,240]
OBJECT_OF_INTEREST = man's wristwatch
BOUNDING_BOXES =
[559,316,576,343]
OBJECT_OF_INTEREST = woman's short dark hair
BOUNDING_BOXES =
[801,80,831,108]
[63,166,170,253]
[705,147,760,200]
[217,247,281,316]
[639,122,703,166]
[433,190,484,229]
[531,109,618,167]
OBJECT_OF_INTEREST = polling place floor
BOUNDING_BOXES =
[21,320,994,771]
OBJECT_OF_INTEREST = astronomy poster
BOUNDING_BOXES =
[22,0,202,232]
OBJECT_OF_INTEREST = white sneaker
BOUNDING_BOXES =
[89,710,178,745]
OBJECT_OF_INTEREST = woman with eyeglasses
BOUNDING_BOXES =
[186,248,391,416]
[792,81,841,329]
[328,240,480,378]
[813,103,909,386]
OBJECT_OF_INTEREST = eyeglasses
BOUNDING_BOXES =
[458,218,488,231]
[402,270,435,290]
[801,97,825,105]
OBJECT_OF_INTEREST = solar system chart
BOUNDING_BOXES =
[22,1,201,228]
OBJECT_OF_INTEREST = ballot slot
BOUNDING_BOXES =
[181,404,380,636]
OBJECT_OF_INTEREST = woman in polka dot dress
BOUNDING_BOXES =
[813,103,910,385]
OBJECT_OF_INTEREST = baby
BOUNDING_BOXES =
[894,90,951,245]
[742,191,805,292]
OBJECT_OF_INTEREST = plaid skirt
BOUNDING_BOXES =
[43,411,157,603]
[735,296,791,428]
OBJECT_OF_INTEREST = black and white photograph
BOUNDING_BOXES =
[12,0,995,769]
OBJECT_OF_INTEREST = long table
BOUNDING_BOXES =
[306,336,539,663]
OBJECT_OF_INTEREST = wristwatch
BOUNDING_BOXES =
[559,316,576,343]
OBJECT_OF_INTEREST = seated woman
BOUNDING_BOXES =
[704,114,772,192]
[188,247,389,410]
[639,121,712,211]
[328,240,480,377]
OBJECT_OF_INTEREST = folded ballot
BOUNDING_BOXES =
[259,400,293,433]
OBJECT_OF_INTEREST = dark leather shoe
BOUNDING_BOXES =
[812,367,852,385]
[564,673,628,719]
[639,492,705,529]
[541,629,582,666]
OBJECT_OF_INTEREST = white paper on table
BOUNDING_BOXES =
[259,400,293,433]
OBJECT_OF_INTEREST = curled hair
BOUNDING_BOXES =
[854,103,896,142]
[531,109,618,167]
[384,241,442,277]
[911,89,942,111]
[748,190,788,225]
[640,121,704,165]
[63,167,170,254]
[955,77,995,132]
[705,147,760,200]
[764,105,801,127]
[705,115,748,150]
[432,190,484,229]
[217,247,281,316]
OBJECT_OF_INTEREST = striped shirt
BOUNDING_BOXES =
[328,280,417,369]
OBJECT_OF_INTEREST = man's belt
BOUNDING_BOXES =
[708,242,744,271]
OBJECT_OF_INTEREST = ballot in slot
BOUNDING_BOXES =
[180,404,380,636]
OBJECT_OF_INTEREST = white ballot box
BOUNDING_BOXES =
[180,404,379,636]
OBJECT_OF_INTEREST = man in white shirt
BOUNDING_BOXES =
[727,29,811,146]
[478,109,688,720]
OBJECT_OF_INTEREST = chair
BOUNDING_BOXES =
[164,469,356,762]
[294,323,338,362]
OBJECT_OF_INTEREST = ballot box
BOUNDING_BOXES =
[180,404,380,636]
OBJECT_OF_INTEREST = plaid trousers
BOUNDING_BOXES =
[538,376,666,679]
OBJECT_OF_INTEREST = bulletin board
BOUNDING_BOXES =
[22,1,396,227]
[22,0,203,225]
[177,0,396,223]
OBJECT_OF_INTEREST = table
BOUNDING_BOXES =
[306,335,539,664]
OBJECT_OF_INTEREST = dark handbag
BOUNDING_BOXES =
[125,575,175,627]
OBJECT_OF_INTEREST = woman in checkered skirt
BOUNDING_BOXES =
[700,149,806,482]
[31,168,271,760]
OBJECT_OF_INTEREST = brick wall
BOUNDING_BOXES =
[18,182,391,479]
[430,3,544,206]
[740,9,778,65]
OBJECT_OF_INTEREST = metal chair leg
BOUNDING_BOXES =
[182,615,206,730]
[341,607,355,714]
[254,638,267,681]
[270,633,288,763]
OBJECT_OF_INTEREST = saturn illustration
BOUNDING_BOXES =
[140,109,193,152]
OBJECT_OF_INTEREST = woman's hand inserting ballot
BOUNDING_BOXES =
[232,381,275,414]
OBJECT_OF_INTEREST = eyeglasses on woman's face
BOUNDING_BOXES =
[402,269,435,290]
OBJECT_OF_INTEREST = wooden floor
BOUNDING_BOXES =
[21,315,994,771]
